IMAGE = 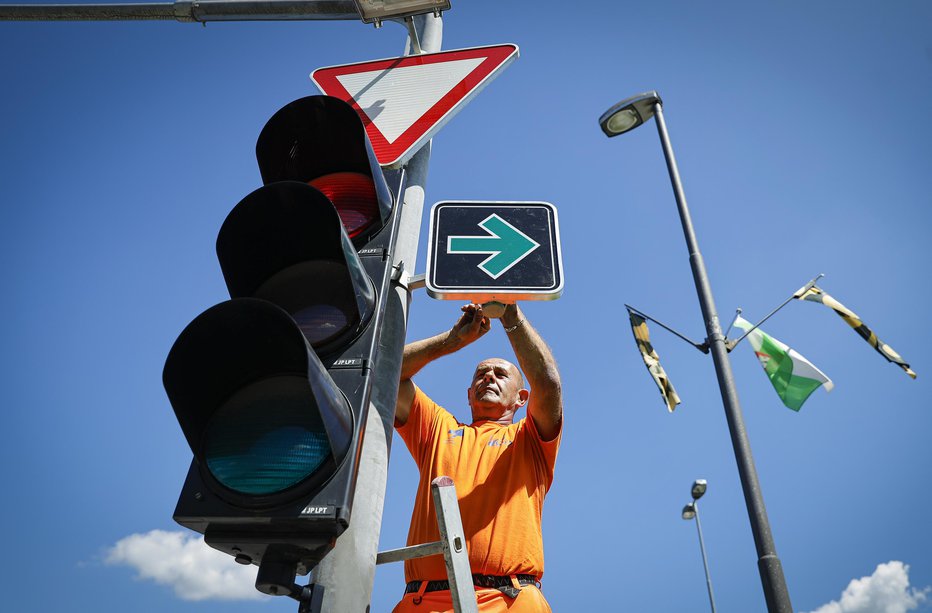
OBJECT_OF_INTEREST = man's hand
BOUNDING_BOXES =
[396,303,491,426]
[453,303,492,346]
[499,303,520,330]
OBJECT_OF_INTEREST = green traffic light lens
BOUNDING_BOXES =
[204,375,331,496]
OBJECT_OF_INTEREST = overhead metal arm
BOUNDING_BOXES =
[0,0,358,22]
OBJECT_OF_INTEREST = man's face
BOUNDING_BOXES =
[467,358,526,421]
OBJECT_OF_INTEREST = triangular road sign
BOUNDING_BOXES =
[312,44,519,168]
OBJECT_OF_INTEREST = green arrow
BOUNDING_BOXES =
[447,214,540,279]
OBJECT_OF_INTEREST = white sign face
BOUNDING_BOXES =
[312,44,518,168]
[334,58,485,144]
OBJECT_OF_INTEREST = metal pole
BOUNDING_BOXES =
[692,502,717,613]
[310,13,441,613]
[652,102,793,613]
[0,0,358,22]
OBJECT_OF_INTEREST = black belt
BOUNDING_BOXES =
[405,574,539,597]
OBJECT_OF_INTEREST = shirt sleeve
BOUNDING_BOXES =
[520,411,562,492]
[395,384,446,469]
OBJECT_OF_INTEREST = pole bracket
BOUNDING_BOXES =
[290,582,324,613]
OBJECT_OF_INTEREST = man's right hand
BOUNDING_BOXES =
[395,303,491,427]
[453,303,492,346]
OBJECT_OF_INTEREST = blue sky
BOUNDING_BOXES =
[1,1,931,611]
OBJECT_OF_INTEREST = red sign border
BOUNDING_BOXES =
[312,44,518,167]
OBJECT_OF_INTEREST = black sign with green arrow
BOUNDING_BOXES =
[425,201,563,302]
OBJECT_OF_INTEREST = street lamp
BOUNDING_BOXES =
[691,478,707,500]
[353,0,450,25]
[599,92,793,612]
[682,479,716,613]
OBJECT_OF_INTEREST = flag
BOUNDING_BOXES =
[794,284,916,379]
[733,316,834,411]
[627,309,681,412]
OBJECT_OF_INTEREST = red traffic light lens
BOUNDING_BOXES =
[309,172,379,239]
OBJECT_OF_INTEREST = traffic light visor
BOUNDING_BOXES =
[256,96,393,245]
[163,299,354,502]
[217,182,376,354]
[252,260,363,350]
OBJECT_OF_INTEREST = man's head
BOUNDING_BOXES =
[467,357,529,424]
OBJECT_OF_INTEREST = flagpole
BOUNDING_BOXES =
[727,274,824,350]
[723,308,742,339]
[652,102,794,613]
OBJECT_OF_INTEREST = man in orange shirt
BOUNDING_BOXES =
[393,302,562,612]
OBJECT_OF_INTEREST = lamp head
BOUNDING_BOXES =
[682,502,696,520]
[691,479,707,500]
[353,0,450,25]
[599,90,662,137]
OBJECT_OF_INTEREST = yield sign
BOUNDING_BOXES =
[311,44,518,168]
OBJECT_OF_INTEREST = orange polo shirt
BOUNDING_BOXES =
[396,385,561,582]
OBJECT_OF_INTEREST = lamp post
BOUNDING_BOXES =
[682,479,717,613]
[599,91,793,612]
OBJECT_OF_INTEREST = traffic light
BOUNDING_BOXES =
[163,96,405,596]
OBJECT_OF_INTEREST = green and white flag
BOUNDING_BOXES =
[733,316,834,411]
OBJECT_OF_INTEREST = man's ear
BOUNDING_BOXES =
[516,388,530,408]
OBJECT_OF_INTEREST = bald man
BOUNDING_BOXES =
[393,303,562,613]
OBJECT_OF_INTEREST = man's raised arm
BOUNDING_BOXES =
[500,304,562,441]
[395,304,491,426]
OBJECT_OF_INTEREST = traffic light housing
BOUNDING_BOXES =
[163,96,404,595]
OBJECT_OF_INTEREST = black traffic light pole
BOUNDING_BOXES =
[164,87,438,610]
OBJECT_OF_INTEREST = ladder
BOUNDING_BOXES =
[376,476,478,613]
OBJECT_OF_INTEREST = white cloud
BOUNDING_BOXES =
[106,529,269,602]
[804,561,930,613]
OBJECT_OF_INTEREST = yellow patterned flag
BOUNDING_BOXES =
[794,284,916,379]
[627,309,682,411]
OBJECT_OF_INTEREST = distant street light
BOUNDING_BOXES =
[682,480,716,613]
[599,91,793,612]
[691,478,707,500]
